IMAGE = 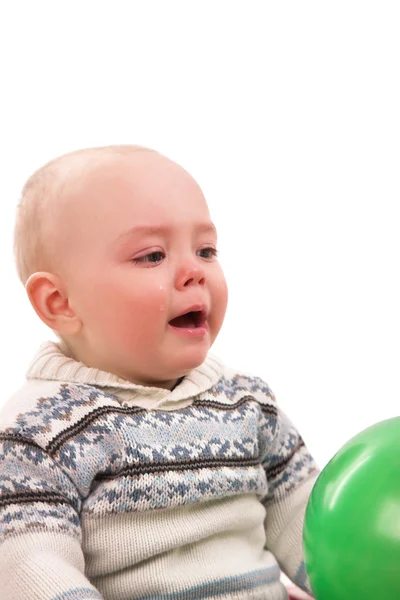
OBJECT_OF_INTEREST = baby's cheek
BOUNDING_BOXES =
[115,283,169,340]
[213,277,229,319]
[132,282,169,316]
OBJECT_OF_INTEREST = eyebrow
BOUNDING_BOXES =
[114,222,217,245]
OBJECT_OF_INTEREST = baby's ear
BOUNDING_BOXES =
[25,272,82,336]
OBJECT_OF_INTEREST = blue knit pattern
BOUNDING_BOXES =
[52,589,102,600]
[0,374,316,536]
[0,372,317,599]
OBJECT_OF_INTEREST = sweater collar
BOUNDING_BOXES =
[25,341,223,408]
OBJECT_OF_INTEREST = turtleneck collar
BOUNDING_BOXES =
[25,341,224,410]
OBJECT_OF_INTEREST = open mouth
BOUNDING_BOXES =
[168,310,207,329]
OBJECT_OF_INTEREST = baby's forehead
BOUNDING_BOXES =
[61,150,201,209]
[51,150,209,234]
[44,150,152,223]
[56,150,148,194]
[57,148,187,201]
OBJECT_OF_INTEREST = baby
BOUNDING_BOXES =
[0,146,318,600]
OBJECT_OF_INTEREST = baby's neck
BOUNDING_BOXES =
[57,336,182,391]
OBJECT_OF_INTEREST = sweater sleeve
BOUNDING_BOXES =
[0,433,103,600]
[261,408,319,596]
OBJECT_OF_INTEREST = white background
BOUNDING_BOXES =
[1,2,399,468]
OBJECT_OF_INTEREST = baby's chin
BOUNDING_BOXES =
[151,355,210,388]
[172,350,210,375]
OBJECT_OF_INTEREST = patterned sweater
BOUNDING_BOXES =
[0,341,318,600]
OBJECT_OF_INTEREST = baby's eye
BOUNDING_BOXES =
[198,247,218,259]
[132,251,165,265]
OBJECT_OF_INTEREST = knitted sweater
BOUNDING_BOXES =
[0,342,318,600]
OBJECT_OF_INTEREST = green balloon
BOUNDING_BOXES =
[303,417,400,600]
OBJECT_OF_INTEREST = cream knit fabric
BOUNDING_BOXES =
[0,342,317,599]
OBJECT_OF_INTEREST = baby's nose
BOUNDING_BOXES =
[175,263,206,289]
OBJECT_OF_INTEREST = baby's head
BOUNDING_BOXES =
[14,146,228,389]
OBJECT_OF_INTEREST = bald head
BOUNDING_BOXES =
[13,145,156,285]
[16,145,220,375]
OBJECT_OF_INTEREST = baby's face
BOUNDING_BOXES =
[58,151,228,388]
